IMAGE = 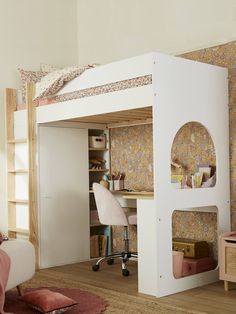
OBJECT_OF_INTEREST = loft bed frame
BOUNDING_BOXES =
[5,52,230,297]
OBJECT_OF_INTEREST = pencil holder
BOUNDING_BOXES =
[113,180,124,191]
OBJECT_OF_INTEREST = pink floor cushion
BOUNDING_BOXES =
[5,287,108,314]
[19,289,78,313]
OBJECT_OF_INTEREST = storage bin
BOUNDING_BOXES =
[172,251,184,278]
[89,135,106,148]
[219,231,236,290]
[182,256,214,277]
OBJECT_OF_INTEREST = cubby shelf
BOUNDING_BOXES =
[89,148,108,151]
[89,169,109,172]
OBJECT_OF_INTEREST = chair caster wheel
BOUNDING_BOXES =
[122,269,130,277]
[92,264,100,272]
[107,258,114,265]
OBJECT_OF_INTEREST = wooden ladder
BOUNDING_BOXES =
[5,83,39,263]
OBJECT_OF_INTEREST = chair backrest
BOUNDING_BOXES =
[93,183,128,226]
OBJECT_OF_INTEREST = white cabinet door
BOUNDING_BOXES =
[38,126,89,268]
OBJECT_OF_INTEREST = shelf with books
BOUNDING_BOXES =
[88,128,110,259]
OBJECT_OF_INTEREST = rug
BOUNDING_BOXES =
[4,287,107,314]
[18,269,206,314]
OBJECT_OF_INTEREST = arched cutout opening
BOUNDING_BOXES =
[172,207,218,279]
[171,121,216,189]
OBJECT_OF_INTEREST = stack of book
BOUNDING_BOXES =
[90,234,109,258]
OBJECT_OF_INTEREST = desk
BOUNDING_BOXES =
[113,191,157,296]
[112,190,154,200]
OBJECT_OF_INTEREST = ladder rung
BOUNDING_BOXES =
[8,169,28,173]
[8,199,28,204]
[7,139,27,144]
[8,227,29,235]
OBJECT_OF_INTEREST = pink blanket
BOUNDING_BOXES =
[0,249,11,314]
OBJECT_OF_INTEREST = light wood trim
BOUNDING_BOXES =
[8,169,28,173]
[108,118,152,129]
[224,280,229,291]
[27,82,39,267]
[70,107,153,125]
[89,169,109,172]
[8,227,29,235]
[5,89,17,238]
[7,139,27,144]
[89,148,108,151]
[8,199,28,204]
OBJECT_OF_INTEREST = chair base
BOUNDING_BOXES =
[92,251,138,276]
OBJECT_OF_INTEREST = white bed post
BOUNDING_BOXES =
[152,53,230,297]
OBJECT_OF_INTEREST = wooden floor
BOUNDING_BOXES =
[39,260,236,314]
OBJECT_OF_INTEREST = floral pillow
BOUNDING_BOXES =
[18,68,48,103]
[19,289,78,314]
[34,66,88,99]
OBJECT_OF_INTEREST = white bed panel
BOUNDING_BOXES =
[57,53,154,95]
[13,52,230,298]
[37,85,152,124]
[152,52,230,297]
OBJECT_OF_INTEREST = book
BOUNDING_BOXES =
[90,235,99,258]
[99,235,108,257]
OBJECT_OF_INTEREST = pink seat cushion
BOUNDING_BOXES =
[19,289,78,313]
[128,214,137,225]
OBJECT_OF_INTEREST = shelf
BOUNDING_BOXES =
[89,169,109,172]
[90,224,103,227]
[8,227,29,235]
[8,199,28,204]
[89,148,108,151]
[7,138,27,144]
[8,169,28,173]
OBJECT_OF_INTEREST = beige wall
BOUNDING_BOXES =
[0,0,78,231]
[77,0,236,64]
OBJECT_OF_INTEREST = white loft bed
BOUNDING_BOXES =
[13,52,230,297]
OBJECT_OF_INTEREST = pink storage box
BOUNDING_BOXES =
[182,256,215,277]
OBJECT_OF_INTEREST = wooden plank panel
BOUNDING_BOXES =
[5,89,17,238]
[68,107,152,125]
[27,83,39,267]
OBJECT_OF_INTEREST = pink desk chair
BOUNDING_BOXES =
[92,183,137,276]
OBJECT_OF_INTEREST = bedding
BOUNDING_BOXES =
[16,64,152,111]
[37,74,152,106]
[18,68,48,103]
[34,65,90,99]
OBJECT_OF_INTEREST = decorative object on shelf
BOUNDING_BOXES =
[201,173,216,188]
[106,172,125,191]
[197,164,212,181]
[172,251,184,279]
[172,238,210,259]
[182,256,215,277]
[89,135,106,149]
[89,157,106,170]
[191,172,203,188]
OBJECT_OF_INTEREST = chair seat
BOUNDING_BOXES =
[128,213,137,225]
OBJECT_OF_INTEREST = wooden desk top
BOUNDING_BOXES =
[112,190,154,200]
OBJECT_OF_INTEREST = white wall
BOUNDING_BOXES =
[77,0,236,64]
[0,0,78,232]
